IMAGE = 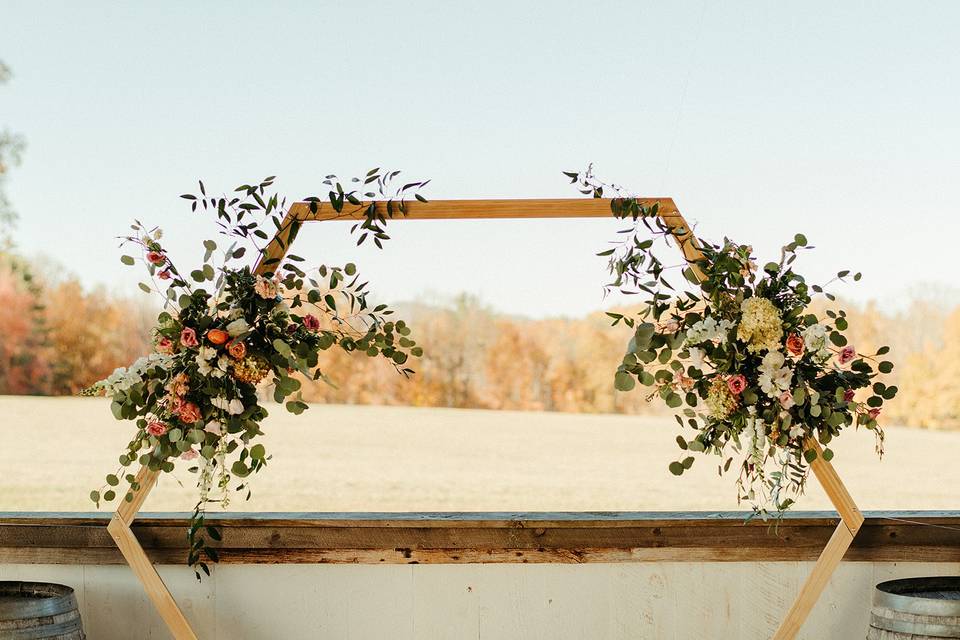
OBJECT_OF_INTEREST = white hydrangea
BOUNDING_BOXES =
[99,353,173,396]
[801,324,831,360]
[758,351,792,398]
[684,317,734,346]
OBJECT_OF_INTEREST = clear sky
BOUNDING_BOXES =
[2,1,958,317]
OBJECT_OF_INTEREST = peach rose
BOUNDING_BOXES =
[157,269,172,280]
[726,374,747,395]
[227,340,247,359]
[303,314,320,332]
[207,328,229,345]
[166,372,189,398]
[180,327,199,348]
[838,345,856,366]
[146,251,165,265]
[785,333,804,356]
[177,401,202,424]
[254,275,279,299]
[147,420,167,437]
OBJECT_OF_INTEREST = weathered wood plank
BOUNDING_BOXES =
[1,512,957,565]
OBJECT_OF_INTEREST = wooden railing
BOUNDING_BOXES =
[2,511,958,565]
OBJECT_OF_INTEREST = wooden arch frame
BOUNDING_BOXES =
[107,198,862,640]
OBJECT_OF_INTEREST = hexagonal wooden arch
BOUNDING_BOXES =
[107,197,862,639]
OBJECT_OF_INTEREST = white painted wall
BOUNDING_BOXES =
[2,561,957,639]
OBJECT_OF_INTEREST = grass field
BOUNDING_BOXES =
[1,396,956,513]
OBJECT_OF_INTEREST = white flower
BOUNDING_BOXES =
[688,347,707,372]
[207,356,230,379]
[198,346,217,362]
[685,317,733,346]
[203,420,223,435]
[197,358,214,377]
[801,324,831,360]
[212,397,245,415]
[226,318,250,336]
[789,425,805,439]
[97,353,173,395]
[758,351,792,398]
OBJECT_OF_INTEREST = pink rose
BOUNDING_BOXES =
[843,389,855,402]
[180,327,199,348]
[778,390,795,410]
[726,375,747,395]
[303,314,320,332]
[837,345,856,366]
[147,421,167,437]
[146,251,165,265]
[155,337,174,354]
[178,401,202,424]
[180,448,199,461]
[157,269,172,280]
[867,408,881,421]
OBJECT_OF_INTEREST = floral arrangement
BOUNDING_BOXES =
[86,173,427,577]
[567,168,896,515]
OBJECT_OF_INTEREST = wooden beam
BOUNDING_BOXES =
[255,197,705,278]
[772,523,855,640]
[287,197,679,221]
[807,438,864,535]
[3,512,957,566]
[107,517,198,639]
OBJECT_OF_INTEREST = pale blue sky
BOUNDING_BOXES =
[2,1,958,317]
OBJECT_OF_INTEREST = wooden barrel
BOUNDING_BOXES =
[0,582,85,639]
[867,577,960,639]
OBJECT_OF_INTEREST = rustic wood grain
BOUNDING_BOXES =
[1,512,956,565]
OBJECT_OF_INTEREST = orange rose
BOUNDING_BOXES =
[177,401,202,424]
[207,329,229,345]
[785,333,804,356]
[228,340,247,359]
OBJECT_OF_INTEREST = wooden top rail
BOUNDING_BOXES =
[2,511,958,566]
[286,198,680,221]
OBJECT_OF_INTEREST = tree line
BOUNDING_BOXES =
[2,253,957,430]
